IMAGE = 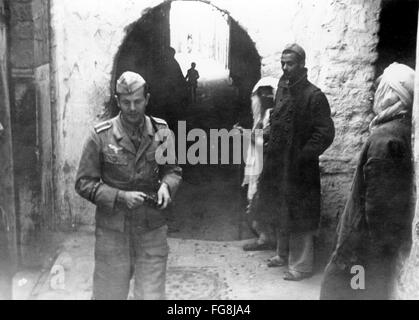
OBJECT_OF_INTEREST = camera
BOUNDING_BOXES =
[143,193,161,209]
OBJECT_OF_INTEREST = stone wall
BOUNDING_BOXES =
[49,0,381,243]
[0,0,18,271]
[32,0,54,231]
[8,0,40,265]
[8,0,53,266]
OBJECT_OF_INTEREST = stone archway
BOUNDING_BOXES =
[106,0,260,124]
[107,0,261,241]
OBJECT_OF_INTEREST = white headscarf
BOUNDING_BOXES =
[242,77,279,199]
[251,76,279,96]
[370,63,415,130]
[250,77,279,130]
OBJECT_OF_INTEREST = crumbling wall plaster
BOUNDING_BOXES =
[50,0,381,241]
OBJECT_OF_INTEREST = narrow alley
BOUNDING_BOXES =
[13,227,322,300]
[1,0,419,302]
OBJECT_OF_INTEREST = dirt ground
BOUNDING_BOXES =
[12,227,323,300]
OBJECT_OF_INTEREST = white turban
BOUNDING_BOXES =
[370,63,415,130]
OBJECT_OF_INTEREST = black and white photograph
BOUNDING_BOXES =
[0,0,418,304]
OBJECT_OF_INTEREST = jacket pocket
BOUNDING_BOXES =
[103,152,128,166]
[144,151,159,180]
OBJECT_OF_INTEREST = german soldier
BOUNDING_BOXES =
[75,71,182,300]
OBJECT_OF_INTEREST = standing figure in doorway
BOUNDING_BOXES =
[254,44,335,280]
[185,62,200,104]
[159,47,188,132]
[240,77,278,251]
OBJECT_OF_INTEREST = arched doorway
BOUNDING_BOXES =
[108,0,261,241]
[375,0,418,76]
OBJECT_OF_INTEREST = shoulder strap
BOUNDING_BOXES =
[149,116,168,145]
[94,121,112,134]
[149,116,160,133]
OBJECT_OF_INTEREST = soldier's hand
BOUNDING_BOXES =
[157,183,171,210]
[120,191,146,209]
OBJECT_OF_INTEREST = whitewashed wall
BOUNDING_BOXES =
[50,0,381,233]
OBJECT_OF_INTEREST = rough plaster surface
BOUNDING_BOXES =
[8,0,52,261]
[49,0,381,235]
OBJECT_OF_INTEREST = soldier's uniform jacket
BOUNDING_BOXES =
[75,115,182,233]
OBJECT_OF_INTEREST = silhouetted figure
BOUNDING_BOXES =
[187,34,193,54]
[185,63,200,104]
[158,47,188,132]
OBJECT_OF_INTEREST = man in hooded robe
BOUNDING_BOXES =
[320,63,415,300]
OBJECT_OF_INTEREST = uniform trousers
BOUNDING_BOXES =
[93,223,169,300]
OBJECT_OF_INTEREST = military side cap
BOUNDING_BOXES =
[116,71,147,94]
[283,43,306,62]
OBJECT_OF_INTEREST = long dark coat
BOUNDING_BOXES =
[320,116,413,300]
[255,70,335,233]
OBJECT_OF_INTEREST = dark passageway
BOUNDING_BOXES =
[108,1,261,241]
[376,0,418,76]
